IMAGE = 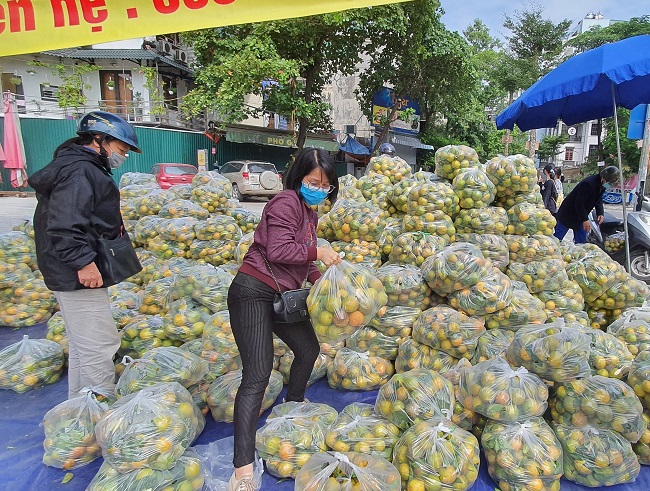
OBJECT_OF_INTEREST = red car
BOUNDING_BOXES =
[149,163,198,189]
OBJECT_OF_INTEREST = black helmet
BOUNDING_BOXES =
[600,166,620,184]
[77,111,142,153]
[379,142,395,156]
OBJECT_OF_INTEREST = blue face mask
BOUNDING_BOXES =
[300,183,328,205]
[603,182,611,190]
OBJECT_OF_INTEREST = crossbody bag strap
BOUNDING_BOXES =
[256,244,309,292]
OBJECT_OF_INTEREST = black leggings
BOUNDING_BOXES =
[227,272,320,468]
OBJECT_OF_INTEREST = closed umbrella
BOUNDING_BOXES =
[3,91,28,189]
[496,35,650,272]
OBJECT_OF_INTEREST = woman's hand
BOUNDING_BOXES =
[78,262,103,288]
[317,246,342,267]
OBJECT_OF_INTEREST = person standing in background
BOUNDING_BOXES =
[539,164,558,215]
[554,167,564,207]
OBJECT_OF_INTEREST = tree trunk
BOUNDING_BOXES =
[528,129,537,159]
[597,118,604,161]
[371,103,402,154]
[504,92,515,156]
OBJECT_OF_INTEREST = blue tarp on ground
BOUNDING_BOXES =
[0,323,648,491]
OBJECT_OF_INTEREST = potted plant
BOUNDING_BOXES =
[106,79,115,90]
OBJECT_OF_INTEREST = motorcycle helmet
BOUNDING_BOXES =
[77,111,142,153]
[600,166,620,185]
[379,142,396,156]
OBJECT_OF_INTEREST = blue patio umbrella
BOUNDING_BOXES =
[496,35,650,131]
[496,35,650,272]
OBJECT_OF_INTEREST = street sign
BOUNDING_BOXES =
[567,127,577,136]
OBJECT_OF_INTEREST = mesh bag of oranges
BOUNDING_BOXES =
[175,265,233,313]
[200,311,240,379]
[356,173,393,202]
[226,207,261,234]
[407,180,460,218]
[375,263,432,309]
[376,218,402,261]
[550,375,645,443]
[108,286,141,310]
[454,207,509,235]
[235,232,255,264]
[586,306,617,330]
[483,288,547,330]
[463,233,510,272]
[296,451,401,491]
[452,168,497,209]
[604,231,626,254]
[607,306,650,356]
[206,369,283,422]
[11,218,35,239]
[578,328,634,379]
[394,337,459,374]
[190,173,232,213]
[506,259,568,294]
[139,276,175,314]
[135,189,170,217]
[448,269,514,316]
[434,144,481,180]
[482,417,563,491]
[155,217,199,244]
[0,335,64,393]
[88,449,204,491]
[118,314,176,359]
[328,199,388,243]
[392,417,480,491]
[412,306,486,359]
[158,199,210,220]
[628,348,650,409]
[552,422,640,487]
[346,326,402,360]
[325,402,402,460]
[471,329,515,364]
[506,234,562,264]
[120,183,155,199]
[369,305,420,337]
[389,178,421,213]
[46,312,69,359]
[193,215,241,241]
[255,401,339,478]
[365,153,413,184]
[147,236,191,260]
[486,154,538,198]
[119,172,157,188]
[330,240,382,269]
[494,190,543,209]
[319,182,364,216]
[320,338,345,358]
[115,347,209,398]
[506,322,591,382]
[375,368,455,430]
[189,238,238,266]
[421,242,494,295]
[95,382,205,472]
[0,279,57,328]
[279,350,331,385]
[0,231,37,269]
[388,231,448,267]
[0,259,32,288]
[327,348,394,391]
[163,298,211,342]
[506,202,556,236]
[566,253,628,303]
[633,412,650,464]
[534,279,585,317]
[440,359,480,431]
[169,183,192,199]
[307,260,388,343]
[42,387,115,470]
[458,357,548,422]
[402,211,456,243]
[592,276,650,311]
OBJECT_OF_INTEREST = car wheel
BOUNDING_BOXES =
[630,248,650,284]
[232,184,245,201]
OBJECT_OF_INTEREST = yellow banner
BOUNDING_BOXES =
[0,0,411,57]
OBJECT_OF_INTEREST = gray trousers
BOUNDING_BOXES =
[54,288,120,398]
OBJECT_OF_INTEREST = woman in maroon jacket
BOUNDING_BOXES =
[226,148,341,491]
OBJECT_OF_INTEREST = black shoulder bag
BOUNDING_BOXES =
[258,247,311,324]
[95,224,142,288]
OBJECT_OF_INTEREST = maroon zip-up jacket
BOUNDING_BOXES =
[238,190,321,291]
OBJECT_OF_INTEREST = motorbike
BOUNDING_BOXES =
[587,206,650,284]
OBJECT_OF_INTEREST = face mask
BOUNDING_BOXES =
[300,183,328,205]
[107,151,127,169]
[603,182,611,190]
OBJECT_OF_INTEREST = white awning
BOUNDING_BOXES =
[390,134,434,150]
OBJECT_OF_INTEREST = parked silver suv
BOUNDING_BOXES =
[219,160,283,201]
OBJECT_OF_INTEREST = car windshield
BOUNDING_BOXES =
[248,163,276,174]
[163,165,197,176]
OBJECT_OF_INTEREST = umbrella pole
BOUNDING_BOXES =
[611,83,632,272]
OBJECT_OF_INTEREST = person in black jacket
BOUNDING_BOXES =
[553,166,620,244]
[539,164,558,215]
[30,111,142,398]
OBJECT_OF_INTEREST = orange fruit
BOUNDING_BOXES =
[348,311,365,327]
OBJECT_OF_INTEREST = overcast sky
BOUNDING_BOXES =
[440,0,648,40]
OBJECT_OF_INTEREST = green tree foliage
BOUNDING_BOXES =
[537,134,569,163]
[568,16,650,52]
